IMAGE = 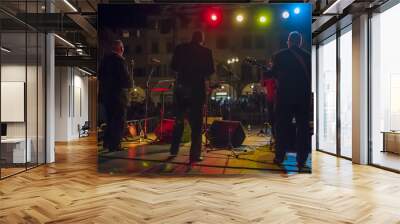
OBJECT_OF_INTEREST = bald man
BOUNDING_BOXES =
[169,31,215,163]
[263,31,311,169]
[99,40,133,152]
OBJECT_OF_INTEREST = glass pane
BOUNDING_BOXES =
[371,4,400,171]
[38,33,45,165]
[1,31,28,177]
[317,37,337,154]
[27,31,38,168]
[340,29,352,158]
[312,45,317,150]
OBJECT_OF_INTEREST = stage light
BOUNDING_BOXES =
[259,16,267,23]
[282,11,290,19]
[227,59,231,64]
[236,14,244,23]
[294,7,300,14]
[134,88,138,92]
[211,14,218,21]
[205,8,222,26]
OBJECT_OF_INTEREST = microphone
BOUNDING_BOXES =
[151,58,161,64]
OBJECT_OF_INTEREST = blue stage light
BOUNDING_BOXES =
[294,7,300,14]
[282,11,290,19]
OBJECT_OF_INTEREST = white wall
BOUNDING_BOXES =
[1,65,41,136]
[1,64,46,163]
[1,65,28,139]
[55,67,89,141]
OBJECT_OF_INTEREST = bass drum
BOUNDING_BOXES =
[154,119,191,143]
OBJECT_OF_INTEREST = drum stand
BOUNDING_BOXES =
[156,92,166,141]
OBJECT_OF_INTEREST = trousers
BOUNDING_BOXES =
[103,100,126,151]
[170,88,204,160]
[274,100,311,164]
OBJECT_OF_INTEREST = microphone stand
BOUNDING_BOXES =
[143,64,156,141]
[131,59,135,89]
[204,67,238,158]
[226,67,237,158]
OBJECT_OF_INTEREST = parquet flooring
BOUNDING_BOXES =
[1,136,400,223]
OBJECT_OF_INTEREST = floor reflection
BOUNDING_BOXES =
[98,134,311,175]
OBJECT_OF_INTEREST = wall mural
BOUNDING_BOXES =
[97,3,313,175]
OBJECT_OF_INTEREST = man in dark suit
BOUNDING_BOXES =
[99,40,133,152]
[264,31,311,169]
[169,31,215,163]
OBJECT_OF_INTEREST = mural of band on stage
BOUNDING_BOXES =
[97,3,313,174]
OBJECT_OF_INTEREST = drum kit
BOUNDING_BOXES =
[126,57,245,154]
[150,79,175,142]
[127,78,222,145]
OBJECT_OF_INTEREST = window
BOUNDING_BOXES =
[135,45,143,54]
[160,19,172,34]
[317,35,337,154]
[180,17,190,29]
[216,36,229,49]
[339,28,352,158]
[0,3,46,179]
[255,35,265,48]
[370,3,400,171]
[151,42,159,54]
[166,41,174,53]
[242,35,252,49]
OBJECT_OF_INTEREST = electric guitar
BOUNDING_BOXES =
[243,57,270,72]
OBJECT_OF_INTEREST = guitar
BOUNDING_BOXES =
[243,57,270,72]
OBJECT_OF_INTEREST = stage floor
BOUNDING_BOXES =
[98,133,311,175]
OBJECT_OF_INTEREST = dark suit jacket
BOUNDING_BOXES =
[170,42,215,96]
[265,47,311,104]
[98,52,133,104]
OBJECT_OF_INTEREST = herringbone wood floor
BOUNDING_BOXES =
[1,137,400,224]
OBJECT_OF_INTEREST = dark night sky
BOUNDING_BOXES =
[98,3,312,50]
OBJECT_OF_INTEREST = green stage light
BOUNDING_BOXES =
[256,10,272,27]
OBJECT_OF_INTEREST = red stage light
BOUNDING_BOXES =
[204,7,222,27]
[211,14,218,21]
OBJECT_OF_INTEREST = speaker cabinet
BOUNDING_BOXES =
[208,120,245,148]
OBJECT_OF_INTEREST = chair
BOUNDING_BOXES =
[78,121,90,138]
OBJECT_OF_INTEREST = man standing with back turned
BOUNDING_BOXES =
[264,31,311,169]
[99,40,133,152]
[169,31,215,163]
